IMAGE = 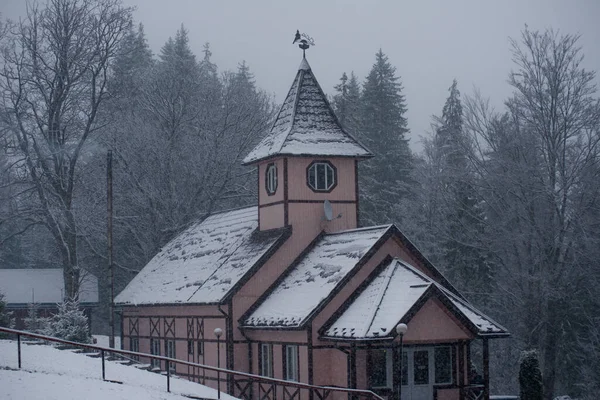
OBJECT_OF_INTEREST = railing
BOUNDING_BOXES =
[464,384,485,400]
[0,327,383,400]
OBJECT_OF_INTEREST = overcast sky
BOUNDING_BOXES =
[2,0,600,152]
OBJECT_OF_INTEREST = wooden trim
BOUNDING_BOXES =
[319,255,394,336]
[284,158,289,226]
[259,200,285,208]
[242,153,372,167]
[355,160,360,227]
[350,343,357,389]
[366,345,373,388]
[452,344,458,387]
[287,199,356,204]
[257,166,261,230]
[458,341,465,398]
[483,339,490,400]
[227,300,234,394]
[307,323,314,388]
[392,342,400,400]
[466,341,471,382]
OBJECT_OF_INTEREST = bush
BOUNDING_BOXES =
[519,349,543,400]
[44,299,91,343]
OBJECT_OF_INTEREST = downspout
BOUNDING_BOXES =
[218,303,234,394]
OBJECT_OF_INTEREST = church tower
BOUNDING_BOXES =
[243,55,372,243]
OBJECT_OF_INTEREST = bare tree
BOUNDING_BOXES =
[0,0,133,299]
[464,28,600,398]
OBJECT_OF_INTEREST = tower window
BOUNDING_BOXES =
[307,161,337,192]
[265,163,278,195]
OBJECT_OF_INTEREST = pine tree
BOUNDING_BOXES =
[333,71,361,135]
[358,50,413,225]
[44,299,90,343]
[520,350,543,400]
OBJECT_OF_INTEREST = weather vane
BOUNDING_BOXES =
[293,30,315,57]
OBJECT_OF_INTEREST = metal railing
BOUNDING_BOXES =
[0,327,383,400]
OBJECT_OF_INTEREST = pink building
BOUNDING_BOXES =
[115,54,508,400]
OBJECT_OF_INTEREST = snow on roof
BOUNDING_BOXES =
[115,207,288,306]
[242,57,371,164]
[243,225,392,328]
[0,269,98,305]
[323,259,507,339]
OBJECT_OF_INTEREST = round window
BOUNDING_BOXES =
[265,163,278,195]
[307,161,337,192]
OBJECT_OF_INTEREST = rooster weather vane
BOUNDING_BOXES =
[293,30,315,57]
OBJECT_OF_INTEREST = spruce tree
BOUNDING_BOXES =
[433,80,492,301]
[358,50,413,225]
[44,299,91,343]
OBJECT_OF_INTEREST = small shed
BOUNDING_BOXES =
[0,268,99,331]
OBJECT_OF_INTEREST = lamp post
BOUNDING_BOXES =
[396,323,408,400]
[214,328,223,400]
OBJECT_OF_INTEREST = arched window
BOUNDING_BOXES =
[307,161,337,192]
[265,163,278,195]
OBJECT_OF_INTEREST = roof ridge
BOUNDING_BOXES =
[359,259,398,337]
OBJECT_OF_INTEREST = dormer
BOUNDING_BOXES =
[243,56,372,235]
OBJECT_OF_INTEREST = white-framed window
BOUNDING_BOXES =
[130,337,140,360]
[307,161,336,192]
[265,163,278,195]
[188,340,194,356]
[150,338,161,369]
[260,343,273,377]
[284,345,299,382]
[166,339,176,373]
[434,346,452,384]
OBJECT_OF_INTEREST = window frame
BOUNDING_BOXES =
[306,160,337,193]
[284,344,299,382]
[166,339,176,374]
[130,337,140,361]
[259,343,274,378]
[265,163,278,195]
[150,338,161,369]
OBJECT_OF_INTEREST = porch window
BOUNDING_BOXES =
[284,345,299,382]
[130,337,140,360]
[260,343,273,377]
[370,349,393,388]
[166,339,176,373]
[198,340,204,356]
[434,346,452,384]
[150,338,161,369]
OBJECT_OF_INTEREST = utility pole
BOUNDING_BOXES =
[107,150,115,349]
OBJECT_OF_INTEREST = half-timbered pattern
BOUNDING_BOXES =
[116,55,508,400]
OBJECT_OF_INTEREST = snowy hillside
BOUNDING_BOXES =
[0,340,237,400]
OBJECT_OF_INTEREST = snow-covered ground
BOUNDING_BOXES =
[0,339,237,400]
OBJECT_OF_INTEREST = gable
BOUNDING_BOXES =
[402,297,472,343]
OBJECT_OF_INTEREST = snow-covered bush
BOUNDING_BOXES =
[44,299,91,343]
[520,349,543,400]
[24,303,47,334]
[0,291,15,338]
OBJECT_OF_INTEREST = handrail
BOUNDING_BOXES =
[0,326,384,400]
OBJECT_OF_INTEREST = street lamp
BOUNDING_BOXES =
[396,323,408,400]
[214,328,223,400]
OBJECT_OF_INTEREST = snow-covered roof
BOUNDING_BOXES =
[0,269,98,305]
[242,57,371,165]
[322,259,508,340]
[115,207,288,306]
[242,225,393,328]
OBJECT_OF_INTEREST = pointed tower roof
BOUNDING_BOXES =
[243,57,372,165]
